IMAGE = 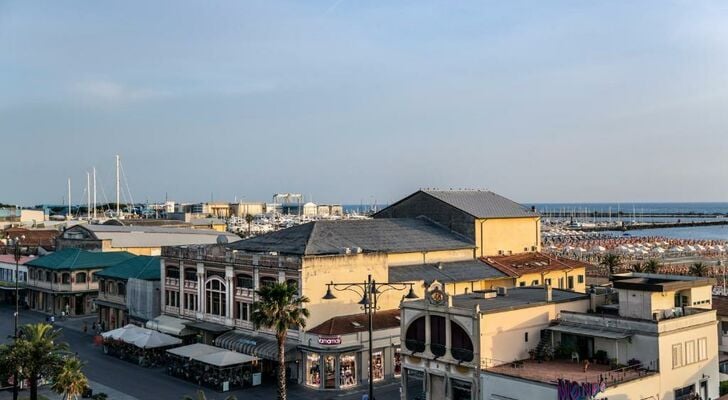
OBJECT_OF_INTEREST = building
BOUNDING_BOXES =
[56,224,239,255]
[2,227,60,251]
[316,204,343,217]
[375,189,540,257]
[400,273,719,400]
[482,252,587,292]
[25,249,136,315]
[190,218,228,232]
[299,309,403,390]
[230,202,267,217]
[96,255,161,330]
[0,254,32,304]
[712,295,728,378]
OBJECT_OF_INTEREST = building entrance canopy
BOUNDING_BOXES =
[547,324,632,340]
[215,330,298,361]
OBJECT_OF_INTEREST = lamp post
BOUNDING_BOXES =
[323,274,418,400]
[10,235,25,338]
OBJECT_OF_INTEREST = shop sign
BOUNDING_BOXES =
[318,335,342,345]
[557,379,607,400]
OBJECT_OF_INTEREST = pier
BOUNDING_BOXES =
[574,219,728,232]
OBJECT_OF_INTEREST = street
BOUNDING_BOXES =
[0,306,401,400]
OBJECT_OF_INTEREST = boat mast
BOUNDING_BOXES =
[86,171,91,220]
[116,154,121,218]
[93,167,97,219]
[67,177,72,220]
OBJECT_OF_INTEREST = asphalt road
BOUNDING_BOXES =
[0,305,401,400]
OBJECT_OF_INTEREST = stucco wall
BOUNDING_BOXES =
[386,248,475,267]
[476,217,540,257]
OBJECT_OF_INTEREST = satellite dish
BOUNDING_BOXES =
[216,235,229,245]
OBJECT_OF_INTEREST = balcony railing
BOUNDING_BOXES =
[165,277,179,287]
[404,339,426,353]
[235,287,254,297]
[183,280,198,290]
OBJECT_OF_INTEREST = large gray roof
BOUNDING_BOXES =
[68,224,240,248]
[421,190,537,218]
[227,218,475,256]
[389,259,507,283]
[449,287,587,313]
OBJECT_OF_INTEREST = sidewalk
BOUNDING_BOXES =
[0,379,139,400]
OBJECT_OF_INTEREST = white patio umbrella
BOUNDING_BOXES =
[130,330,182,349]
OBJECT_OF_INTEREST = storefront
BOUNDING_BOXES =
[301,309,403,391]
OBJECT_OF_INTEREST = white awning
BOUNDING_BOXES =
[167,343,225,359]
[194,351,254,367]
[146,315,195,337]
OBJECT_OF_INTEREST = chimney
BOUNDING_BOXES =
[545,284,553,302]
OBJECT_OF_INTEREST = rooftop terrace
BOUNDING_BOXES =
[484,359,657,387]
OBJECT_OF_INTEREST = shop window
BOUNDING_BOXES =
[306,353,321,387]
[451,322,474,362]
[237,274,253,289]
[166,266,179,279]
[76,272,87,284]
[430,315,446,357]
[393,348,402,377]
[260,276,277,288]
[405,317,426,352]
[184,268,197,282]
[340,353,357,388]
[371,351,384,381]
[205,278,227,316]
[674,384,695,400]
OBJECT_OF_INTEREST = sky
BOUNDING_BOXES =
[1,1,727,206]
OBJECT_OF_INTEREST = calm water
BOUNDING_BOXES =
[606,225,728,241]
[530,202,728,215]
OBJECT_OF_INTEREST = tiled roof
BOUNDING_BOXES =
[25,249,136,270]
[482,252,589,277]
[95,256,160,281]
[3,227,59,248]
[308,309,401,335]
[389,259,508,283]
[227,218,474,256]
[0,255,36,265]
[421,190,537,218]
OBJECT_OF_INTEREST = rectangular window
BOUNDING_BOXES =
[544,278,552,286]
[567,276,574,289]
[236,301,251,321]
[519,281,526,287]
[685,340,696,364]
[184,293,197,311]
[524,332,528,342]
[698,337,708,361]
[577,275,584,284]
[672,343,683,369]
[531,280,539,286]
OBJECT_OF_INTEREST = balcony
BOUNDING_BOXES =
[405,339,426,353]
[431,343,446,357]
[235,287,254,298]
[451,347,474,363]
[165,277,179,287]
[183,280,198,290]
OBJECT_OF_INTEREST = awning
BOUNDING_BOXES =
[194,351,255,367]
[146,315,195,337]
[167,343,225,359]
[184,321,233,334]
[548,324,632,340]
[215,330,298,362]
[94,299,127,310]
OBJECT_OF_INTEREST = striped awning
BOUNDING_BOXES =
[214,330,299,362]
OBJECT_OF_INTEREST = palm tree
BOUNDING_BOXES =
[643,259,660,274]
[245,214,254,237]
[251,282,310,400]
[630,263,644,273]
[182,390,236,400]
[0,342,27,400]
[599,254,622,277]
[689,262,708,277]
[52,357,88,400]
[19,323,69,400]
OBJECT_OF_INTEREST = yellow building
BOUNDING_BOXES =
[482,252,588,293]
[400,273,719,400]
[375,189,540,257]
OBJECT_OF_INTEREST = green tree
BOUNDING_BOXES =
[599,254,622,277]
[182,390,236,400]
[244,214,254,237]
[643,259,660,274]
[0,341,28,400]
[630,263,644,273]
[252,283,310,400]
[689,262,708,277]
[52,357,88,400]
[19,323,69,400]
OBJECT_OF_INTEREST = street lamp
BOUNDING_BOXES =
[323,274,418,400]
[8,235,25,338]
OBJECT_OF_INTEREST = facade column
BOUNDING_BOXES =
[160,259,166,313]
[446,315,452,359]
[197,262,205,318]
[225,265,234,324]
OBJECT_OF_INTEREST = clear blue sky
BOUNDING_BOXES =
[2,1,727,206]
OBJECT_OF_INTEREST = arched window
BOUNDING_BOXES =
[405,317,426,353]
[76,272,87,284]
[205,278,227,317]
[118,282,126,296]
[166,266,180,279]
[286,279,298,294]
[430,316,446,357]
[237,274,253,289]
[184,268,197,282]
[451,322,474,362]
[260,276,277,288]
[61,273,71,284]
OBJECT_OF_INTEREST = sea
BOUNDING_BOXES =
[530,202,728,241]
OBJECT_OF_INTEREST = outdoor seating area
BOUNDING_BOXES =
[166,343,261,392]
[101,324,182,367]
[485,359,656,387]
